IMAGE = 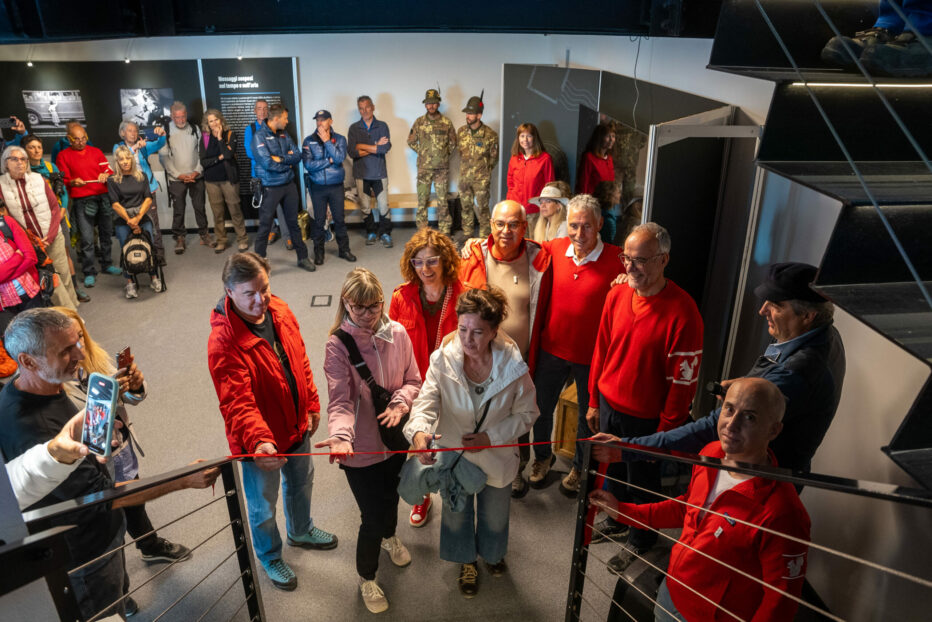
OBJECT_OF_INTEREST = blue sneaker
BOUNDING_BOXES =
[103,265,122,276]
[262,558,297,591]
[325,225,334,243]
[84,275,96,288]
[380,234,393,248]
[287,526,338,550]
[365,232,377,245]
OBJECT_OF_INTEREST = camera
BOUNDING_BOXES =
[0,117,16,129]
[154,115,172,132]
[47,171,66,198]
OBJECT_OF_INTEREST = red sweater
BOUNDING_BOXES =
[506,152,554,214]
[56,146,113,199]
[614,442,810,622]
[539,238,624,365]
[389,280,466,378]
[575,151,614,195]
[589,279,703,431]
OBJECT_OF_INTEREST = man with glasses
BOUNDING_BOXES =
[207,252,338,592]
[461,199,552,497]
[586,222,703,561]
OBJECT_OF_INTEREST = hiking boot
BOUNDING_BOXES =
[287,526,338,550]
[297,258,316,272]
[409,495,431,527]
[458,562,479,598]
[150,276,163,293]
[511,471,529,499]
[821,27,895,68]
[590,517,629,544]
[380,234,393,248]
[174,237,185,255]
[76,289,91,303]
[380,535,411,567]
[263,558,297,591]
[560,467,581,497]
[237,240,250,251]
[366,232,377,245]
[139,537,191,563]
[339,249,357,262]
[214,242,226,254]
[862,32,932,77]
[359,578,388,613]
[314,245,325,265]
[124,596,139,617]
[485,558,507,577]
[84,274,96,288]
[608,546,650,575]
[529,455,555,488]
[268,230,280,244]
[286,238,294,251]
[124,282,138,299]
[104,265,122,276]
[325,223,334,242]
[200,233,215,247]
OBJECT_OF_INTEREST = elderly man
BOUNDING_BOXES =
[590,377,811,622]
[588,222,703,552]
[407,89,457,234]
[456,93,499,238]
[158,101,212,254]
[347,95,393,247]
[461,199,551,496]
[0,145,79,308]
[55,124,119,288]
[528,194,624,492]
[0,308,219,620]
[114,120,167,265]
[208,252,337,592]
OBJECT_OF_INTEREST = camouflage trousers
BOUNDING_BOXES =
[458,175,492,238]
[416,167,451,234]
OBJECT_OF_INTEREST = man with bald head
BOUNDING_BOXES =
[461,199,552,496]
[589,377,811,622]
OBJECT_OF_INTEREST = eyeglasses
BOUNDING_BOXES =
[410,256,441,269]
[347,300,383,315]
[620,253,664,267]
[6,156,27,163]
[492,220,525,232]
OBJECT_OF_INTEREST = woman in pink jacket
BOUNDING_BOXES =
[315,267,422,614]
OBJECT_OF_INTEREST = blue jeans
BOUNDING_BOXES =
[876,0,932,35]
[532,349,592,468]
[309,182,349,249]
[73,194,114,276]
[240,434,315,565]
[439,482,511,564]
[654,578,687,621]
[114,219,157,279]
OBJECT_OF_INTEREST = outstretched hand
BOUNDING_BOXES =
[589,432,623,464]
[412,432,440,465]
[314,437,354,464]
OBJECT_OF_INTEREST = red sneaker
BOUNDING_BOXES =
[409,494,432,527]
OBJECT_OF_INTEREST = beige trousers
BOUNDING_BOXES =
[205,180,248,247]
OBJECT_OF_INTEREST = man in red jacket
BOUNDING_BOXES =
[587,222,703,557]
[207,252,337,592]
[590,377,810,622]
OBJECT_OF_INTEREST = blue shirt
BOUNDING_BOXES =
[346,116,391,181]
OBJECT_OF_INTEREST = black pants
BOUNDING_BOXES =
[309,182,350,251]
[600,394,661,551]
[0,293,45,334]
[122,476,159,550]
[254,183,308,260]
[342,454,404,580]
[168,178,208,238]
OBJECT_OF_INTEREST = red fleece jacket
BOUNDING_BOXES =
[56,146,113,199]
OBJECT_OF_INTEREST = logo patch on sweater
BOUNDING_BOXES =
[782,553,806,579]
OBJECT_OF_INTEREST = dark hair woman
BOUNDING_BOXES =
[576,124,616,195]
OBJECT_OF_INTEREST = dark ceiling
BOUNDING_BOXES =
[0,0,722,44]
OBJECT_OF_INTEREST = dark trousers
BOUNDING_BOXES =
[0,294,45,334]
[362,211,393,236]
[600,394,661,550]
[342,454,404,580]
[309,183,349,250]
[254,183,308,260]
[532,349,592,468]
[73,194,114,276]
[168,178,208,238]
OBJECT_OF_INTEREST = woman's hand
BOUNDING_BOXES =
[461,432,490,453]
[313,437,354,464]
[412,431,440,465]
[376,402,408,428]
[611,273,629,288]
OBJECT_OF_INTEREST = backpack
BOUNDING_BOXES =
[121,232,154,275]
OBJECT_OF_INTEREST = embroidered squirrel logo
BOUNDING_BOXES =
[786,556,804,578]
[678,357,698,382]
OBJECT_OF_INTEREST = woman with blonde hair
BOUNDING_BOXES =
[528,181,570,242]
[505,123,554,217]
[315,267,422,614]
[199,108,248,253]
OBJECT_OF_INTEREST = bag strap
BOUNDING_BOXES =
[448,400,493,471]
[333,328,383,394]
[0,215,13,241]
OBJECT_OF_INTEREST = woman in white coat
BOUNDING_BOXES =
[404,286,538,598]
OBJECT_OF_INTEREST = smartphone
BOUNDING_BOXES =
[0,117,14,129]
[81,372,119,457]
[116,346,131,371]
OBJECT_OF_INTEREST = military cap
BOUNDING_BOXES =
[462,96,485,114]
[422,89,442,104]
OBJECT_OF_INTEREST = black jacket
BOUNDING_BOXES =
[199,130,239,184]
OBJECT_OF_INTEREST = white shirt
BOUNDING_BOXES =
[565,237,605,267]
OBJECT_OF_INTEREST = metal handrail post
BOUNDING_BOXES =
[221,460,265,621]
[565,442,594,622]
[0,525,81,621]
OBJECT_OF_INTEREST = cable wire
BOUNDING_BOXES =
[152,544,244,621]
[577,586,635,622]
[195,569,250,622]
[584,545,679,621]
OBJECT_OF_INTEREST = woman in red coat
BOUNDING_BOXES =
[388,227,465,528]
[505,123,554,216]
[575,123,616,195]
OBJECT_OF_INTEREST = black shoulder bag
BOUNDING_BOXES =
[334,328,410,452]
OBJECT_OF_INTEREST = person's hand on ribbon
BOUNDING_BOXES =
[254,442,286,471]
[461,431,491,453]
[314,437,354,464]
[590,432,623,464]
[412,431,440,465]
[376,402,408,428]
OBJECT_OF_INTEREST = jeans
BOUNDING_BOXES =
[114,219,158,278]
[168,178,208,238]
[440,482,511,564]
[240,434,315,565]
[73,194,114,276]
[309,183,349,250]
[342,453,405,580]
[600,394,661,550]
[254,183,308,260]
[356,177,392,236]
[654,578,688,621]
[532,349,592,468]
[69,518,127,620]
[876,0,932,35]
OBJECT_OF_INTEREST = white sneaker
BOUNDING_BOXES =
[359,577,389,613]
[124,282,138,299]
[380,535,411,567]
[150,275,163,293]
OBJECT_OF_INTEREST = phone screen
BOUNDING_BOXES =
[83,375,116,456]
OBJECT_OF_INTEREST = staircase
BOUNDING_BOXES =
[708,0,932,489]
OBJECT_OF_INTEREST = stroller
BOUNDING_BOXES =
[120,229,166,293]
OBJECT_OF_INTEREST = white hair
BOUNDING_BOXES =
[630,222,671,254]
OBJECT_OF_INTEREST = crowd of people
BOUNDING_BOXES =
[1,91,848,621]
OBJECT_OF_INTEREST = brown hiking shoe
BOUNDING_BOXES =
[174,237,185,254]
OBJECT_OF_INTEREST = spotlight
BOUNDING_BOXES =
[237,55,243,60]
[26,61,33,67]
[124,58,131,64]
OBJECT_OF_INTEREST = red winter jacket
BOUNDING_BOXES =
[207,295,320,455]
[614,442,811,622]
[575,151,614,195]
[506,152,554,214]
[389,279,466,378]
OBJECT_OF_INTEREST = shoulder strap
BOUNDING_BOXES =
[0,215,13,240]
[333,328,380,390]
[473,400,492,434]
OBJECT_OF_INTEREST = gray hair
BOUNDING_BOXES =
[118,120,138,139]
[567,194,601,222]
[222,252,270,290]
[788,298,835,328]
[0,145,27,173]
[630,222,671,254]
[3,308,73,360]
[170,100,186,114]
[357,95,373,106]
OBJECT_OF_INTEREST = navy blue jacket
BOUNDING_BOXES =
[302,131,346,187]
[251,124,301,187]
[347,117,391,180]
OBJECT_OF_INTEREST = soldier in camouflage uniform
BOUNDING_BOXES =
[456,94,499,238]
[407,89,457,233]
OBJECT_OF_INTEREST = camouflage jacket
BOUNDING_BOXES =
[456,122,499,179]
[407,113,456,170]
